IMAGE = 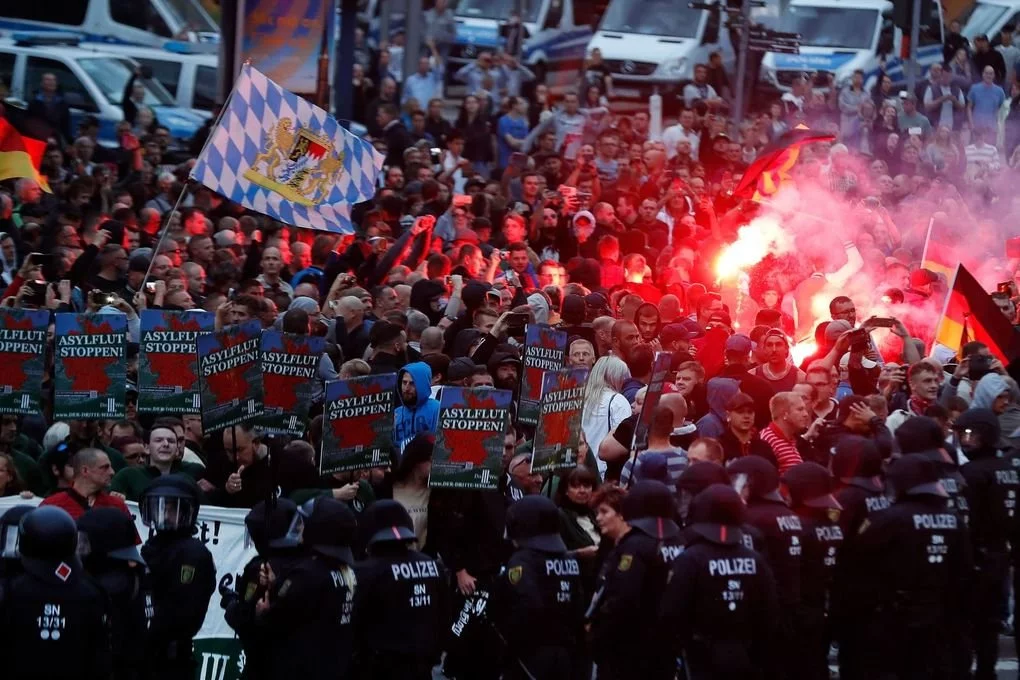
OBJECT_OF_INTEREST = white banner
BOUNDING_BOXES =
[0,497,256,680]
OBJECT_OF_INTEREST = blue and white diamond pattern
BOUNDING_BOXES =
[190,65,384,234]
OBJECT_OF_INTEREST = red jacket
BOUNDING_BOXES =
[41,488,133,520]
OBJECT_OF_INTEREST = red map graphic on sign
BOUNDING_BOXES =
[330,380,386,448]
[263,336,312,412]
[445,391,500,466]
[1,315,40,391]
[204,331,255,405]
[62,319,118,394]
[540,374,581,448]
[148,315,204,390]
[524,328,563,401]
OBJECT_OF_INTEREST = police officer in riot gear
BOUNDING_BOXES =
[956,408,1019,679]
[256,497,357,679]
[139,474,215,680]
[782,461,845,680]
[677,462,763,553]
[852,453,973,678]
[77,507,151,680]
[727,454,803,676]
[589,482,671,680]
[489,495,585,680]
[895,416,969,524]
[827,436,890,679]
[659,484,779,679]
[222,498,306,680]
[352,499,446,679]
[0,505,34,581]
[0,506,111,680]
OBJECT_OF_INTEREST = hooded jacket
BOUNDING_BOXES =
[971,373,1010,411]
[409,279,447,326]
[695,377,740,439]
[393,362,441,456]
[527,293,550,324]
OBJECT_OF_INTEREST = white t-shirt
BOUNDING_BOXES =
[581,391,632,477]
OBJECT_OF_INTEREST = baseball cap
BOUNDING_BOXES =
[661,323,695,346]
[761,328,788,344]
[448,357,478,382]
[453,228,479,244]
[708,311,732,328]
[824,319,853,344]
[724,334,753,354]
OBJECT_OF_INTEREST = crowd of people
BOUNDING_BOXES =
[3,13,1020,680]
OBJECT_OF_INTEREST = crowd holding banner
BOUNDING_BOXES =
[4,24,1020,679]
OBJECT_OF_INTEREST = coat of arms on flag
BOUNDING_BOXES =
[190,65,383,234]
[244,120,344,206]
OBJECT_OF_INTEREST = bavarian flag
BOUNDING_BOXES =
[0,115,48,191]
[190,65,384,234]
[732,125,835,202]
[933,263,1020,363]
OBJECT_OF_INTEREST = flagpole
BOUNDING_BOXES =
[140,67,244,290]
[919,215,936,268]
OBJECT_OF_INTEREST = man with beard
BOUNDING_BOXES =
[487,351,522,391]
[634,303,661,345]
[367,321,408,375]
[393,362,441,456]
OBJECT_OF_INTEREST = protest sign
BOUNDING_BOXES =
[260,330,326,436]
[517,324,568,426]
[0,308,49,415]
[197,320,264,433]
[320,373,397,474]
[138,310,215,414]
[531,368,588,473]
[630,352,673,457]
[53,313,127,420]
[0,497,256,680]
[430,387,513,490]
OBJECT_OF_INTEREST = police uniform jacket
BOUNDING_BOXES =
[659,534,779,679]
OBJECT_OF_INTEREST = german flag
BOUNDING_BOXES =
[731,125,835,202]
[0,115,49,191]
[933,263,1020,363]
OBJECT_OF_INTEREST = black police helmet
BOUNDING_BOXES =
[677,462,730,495]
[832,436,884,491]
[622,480,681,539]
[506,495,567,552]
[139,473,201,532]
[362,500,416,546]
[245,498,302,551]
[894,416,945,454]
[77,507,144,564]
[302,497,357,563]
[0,505,35,559]
[781,462,841,510]
[952,407,1001,452]
[688,484,745,546]
[886,453,948,498]
[19,506,78,562]
[726,456,784,502]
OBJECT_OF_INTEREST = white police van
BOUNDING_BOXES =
[758,0,945,92]
[80,41,218,114]
[448,0,607,83]
[585,0,742,101]
[0,34,206,146]
[961,0,1020,41]
[0,0,219,47]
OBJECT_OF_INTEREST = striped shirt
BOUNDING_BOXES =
[620,448,688,487]
[759,423,804,474]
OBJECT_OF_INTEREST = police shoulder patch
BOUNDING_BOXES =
[508,565,523,585]
[857,518,870,535]
[180,565,195,584]
[618,554,633,572]
[827,508,841,523]
[244,582,258,602]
